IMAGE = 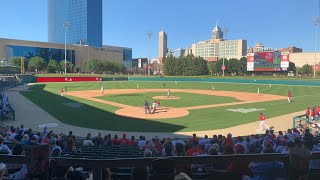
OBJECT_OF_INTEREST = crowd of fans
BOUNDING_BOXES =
[0,121,318,179]
[0,92,15,121]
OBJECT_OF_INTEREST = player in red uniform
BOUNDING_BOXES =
[259,112,270,131]
[287,90,291,102]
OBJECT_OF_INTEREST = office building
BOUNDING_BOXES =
[158,31,167,62]
[0,38,131,70]
[48,0,103,47]
[278,46,302,53]
[192,24,247,61]
[173,48,185,58]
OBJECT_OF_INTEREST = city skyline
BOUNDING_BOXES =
[0,0,319,59]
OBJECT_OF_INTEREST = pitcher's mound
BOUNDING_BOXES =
[152,96,180,100]
[115,106,189,119]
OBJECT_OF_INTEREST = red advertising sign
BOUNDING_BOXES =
[256,52,274,62]
[247,53,254,62]
[37,77,102,82]
[281,52,289,61]
[221,66,226,70]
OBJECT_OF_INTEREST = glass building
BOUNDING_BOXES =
[6,45,75,64]
[48,0,102,47]
[123,48,133,68]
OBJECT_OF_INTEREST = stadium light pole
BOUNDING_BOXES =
[63,21,70,74]
[146,32,152,75]
[222,27,229,76]
[313,16,320,78]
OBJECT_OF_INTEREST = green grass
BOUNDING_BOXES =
[20,81,320,132]
[96,92,240,108]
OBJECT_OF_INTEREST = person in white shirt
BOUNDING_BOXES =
[0,135,12,155]
[83,135,94,146]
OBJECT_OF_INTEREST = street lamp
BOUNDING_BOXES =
[146,32,152,75]
[63,21,70,74]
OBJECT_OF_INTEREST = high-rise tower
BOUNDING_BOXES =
[158,31,168,59]
[48,0,102,47]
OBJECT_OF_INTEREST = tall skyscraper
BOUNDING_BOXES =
[48,0,102,47]
[158,31,167,58]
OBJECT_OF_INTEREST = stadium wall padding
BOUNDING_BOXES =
[128,77,320,86]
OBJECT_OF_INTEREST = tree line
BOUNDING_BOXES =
[9,56,126,74]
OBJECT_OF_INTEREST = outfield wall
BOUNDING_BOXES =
[128,77,320,86]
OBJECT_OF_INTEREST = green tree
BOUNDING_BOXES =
[28,56,46,72]
[10,57,22,67]
[86,59,104,73]
[208,62,216,75]
[239,57,248,74]
[46,59,60,73]
[214,58,229,75]
[227,58,240,74]
[163,55,175,75]
[300,64,312,75]
[59,61,74,73]
[289,61,297,73]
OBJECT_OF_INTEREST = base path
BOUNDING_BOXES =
[5,85,300,139]
[67,89,287,119]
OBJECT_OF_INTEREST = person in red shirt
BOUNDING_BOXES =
[120,134,129,145]
[305,107,311,121]
[128,136,136,146]
[112,135,121,145]
[188,134,199,144]
[259,113,270,131]
[287,90,291,103]
[185,141,203,156]
[60,88,64,96]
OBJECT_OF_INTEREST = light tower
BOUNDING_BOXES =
[313,16,320,78]
[63,21,70,74]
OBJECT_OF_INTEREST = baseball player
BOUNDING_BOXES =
[101,86,104,94]
[212,84,215,90]
[259,112,270,131]
[167,89,170,98]
[287,90,291,103]
[60,88,64,96]
[257,88,260,95]
[151,101,158,114]
[144,100,150,114]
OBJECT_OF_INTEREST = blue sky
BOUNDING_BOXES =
[0,0,319,58]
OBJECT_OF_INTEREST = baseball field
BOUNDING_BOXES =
[19,80,320,133]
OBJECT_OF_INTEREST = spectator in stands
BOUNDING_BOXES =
[188,133,199,144]
[128,136,136,146]
[172,137,185,152]
[185,141,203,156]
[112,135,121,145]
[0,135,11,155]
[199,135,210,146]
[63,137,76,153]
[94,133,103,146]
[83,134,94,146]
[138,136,146,148]
[146,141,158,155]
[274,139,286,153]
[210,134,218,144]
[20,124,26,134]
[261,141,275,153]
[163,143,174,156]
[67,131,76,142]
[0,163,8,180]
[174,143,185,156]
[14,130,23,142]
[223,144,235,155]
[248,161,285,180]
[26,135,39,146]
[20,134,29,145]
[42,132,52,144]
[286,129,294,140]
[222,133,234,146]
[120,134,129,145]
[51,138,62,156]
[102,135,112,146]
[288,138,312,180]
[144,149,152,157]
